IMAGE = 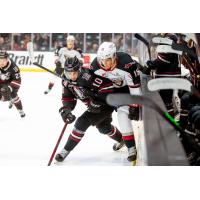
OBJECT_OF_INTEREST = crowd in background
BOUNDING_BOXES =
[0,33,141,56]
[1,33,199,57]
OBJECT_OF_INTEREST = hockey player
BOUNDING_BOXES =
[143,33,181,117]
[55,56,124,162]
[90,42,142,162]
[179,91,200,165]
[0,50,25,117]
[178,37,200,164]
[179,35,200,129]
[44,35,82,94]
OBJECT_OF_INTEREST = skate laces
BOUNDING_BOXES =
[19,110,25,115]
[128,146,137,156]
[116,140,124,147]
[59,149,68,157]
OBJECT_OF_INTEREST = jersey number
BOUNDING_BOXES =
[15,73,20,79]
[93,78,103,88]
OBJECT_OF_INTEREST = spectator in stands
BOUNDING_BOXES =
[34,33,50,51]
[0,37,4,49]
[90,43,99,53]
[0,34,11,50]
[114,34,124,51]
[13,33,31,51]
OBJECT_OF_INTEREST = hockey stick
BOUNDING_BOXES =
[147,78,200,99]
[156,45,183,55]
[171,43,198,60]
[106,93,200,155]
[27,42,63,80]
[47,123,68,166]
[106,93,180,131]
[152,36,173,45]
[155,42,198,60]
[152,36,198,60]
[135,33,151,60]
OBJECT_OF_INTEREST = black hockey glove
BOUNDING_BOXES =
[128,105,140,121]
[0,73,9,81]
[59,107,76,124]
[142,60,155,75]
[87,100,102,113]
[0,85,12,101]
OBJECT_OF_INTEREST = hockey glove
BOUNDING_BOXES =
[59,107,76,124]
[0,85,12,101]
[128,104,140,121]
[87,100,102,113]
[0,73,8,81]
[142,60,155,75]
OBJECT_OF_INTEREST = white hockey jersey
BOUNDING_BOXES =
[55,47,82,68]
[90,52,142,96]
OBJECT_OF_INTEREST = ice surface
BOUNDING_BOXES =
[0,72,143,166]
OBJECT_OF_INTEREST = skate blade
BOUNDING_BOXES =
[131,159,137,166]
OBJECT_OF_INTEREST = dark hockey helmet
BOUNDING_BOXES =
[64,56,82,72]
[0,50,9,59]
[64,56,83,82]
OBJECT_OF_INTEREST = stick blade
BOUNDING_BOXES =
[156,45,183,55]
[134,33,149,46]
[171,43,198,59]
[152,37,173,45]
[107,93,148,106]
[148,78,193,92]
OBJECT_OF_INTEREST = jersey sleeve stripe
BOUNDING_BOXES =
[129,84,141,88]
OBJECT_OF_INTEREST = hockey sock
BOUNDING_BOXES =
[64,127,85,151]
[179,109,189,129]
[48,82,54,90]
[122,133,136,148]
[165,103,175,118]
[107,126,122,142]
[13,96,23,110]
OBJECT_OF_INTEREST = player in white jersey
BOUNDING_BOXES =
[44,35,82,94]
[90,42,142,162]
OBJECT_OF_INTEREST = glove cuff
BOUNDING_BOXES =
[59,106,72,114]
[90,101,101,108]
[129,104,141,108]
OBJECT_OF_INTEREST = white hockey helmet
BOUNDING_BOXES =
[97,42,117,70]
[97,42,116,61]
[67,35,75,41]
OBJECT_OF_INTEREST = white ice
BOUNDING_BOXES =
[0,72,143,166]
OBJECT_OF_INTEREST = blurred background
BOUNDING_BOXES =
[1,33,200,69]
[0,33,158,57]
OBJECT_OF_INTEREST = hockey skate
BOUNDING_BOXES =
[44,88,51,94]
[8,101,13,109]
[18,110,26,118]
[127,146,137,165]
[55,149,70,162]
[113,139,125,151]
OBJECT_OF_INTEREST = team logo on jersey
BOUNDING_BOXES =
[74,86,85,99]
[112,78,123,87]
[82,73,91,81]
[124,61,135,69]
[63,80,68,87]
